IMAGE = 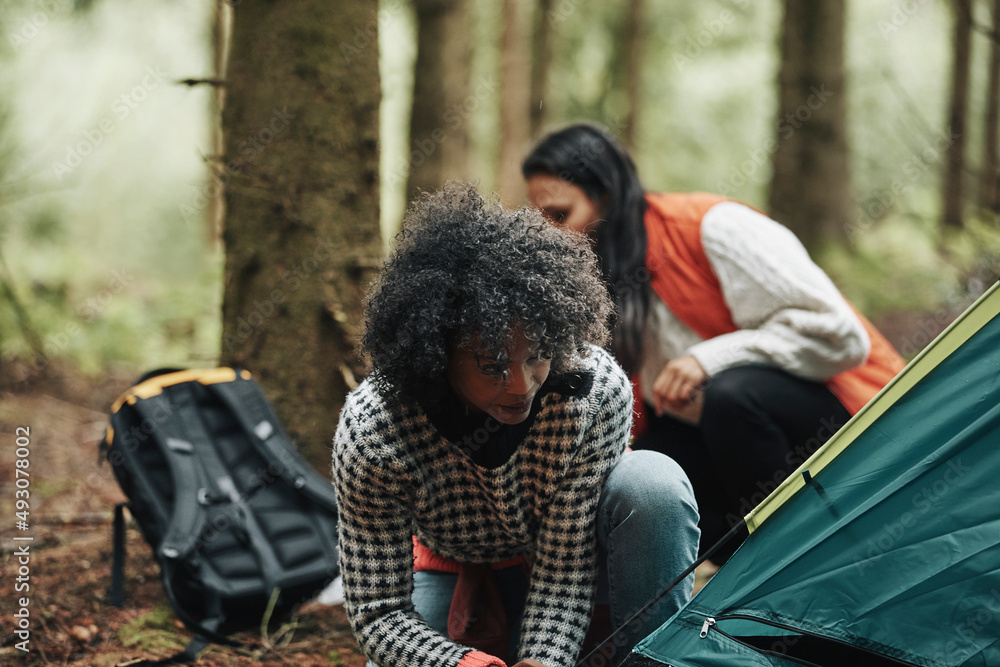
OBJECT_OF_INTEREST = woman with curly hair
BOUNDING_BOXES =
[522,123,904,563]
[332,184,699,667]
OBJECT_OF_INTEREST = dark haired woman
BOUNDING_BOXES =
[333,184,699,667]
[523,123,904,563]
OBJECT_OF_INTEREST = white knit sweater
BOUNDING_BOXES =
[639,202,870,401]
[332,346,632,667]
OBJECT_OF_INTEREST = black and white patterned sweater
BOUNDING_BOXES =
[332,346,632,667]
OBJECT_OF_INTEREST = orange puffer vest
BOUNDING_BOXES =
[639,192,903,419]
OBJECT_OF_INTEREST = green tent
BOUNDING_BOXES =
[623,282,1000,667]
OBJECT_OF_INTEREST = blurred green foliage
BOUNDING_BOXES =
[0,0,997,379]
[0,0,222,377]
[472,0,996,321]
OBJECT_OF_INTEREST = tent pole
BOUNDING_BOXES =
[575,521,750,667]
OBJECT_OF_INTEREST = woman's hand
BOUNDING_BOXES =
[512,660,551,667]
[652,355,707,424]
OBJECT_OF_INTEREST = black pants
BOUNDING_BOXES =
[634,364,851,563]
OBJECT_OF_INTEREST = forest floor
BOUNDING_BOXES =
[0,360,725,667]
[0,361,367,667]
[0,304,942,666]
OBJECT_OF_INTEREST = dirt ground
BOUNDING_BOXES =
[0,357,798,665]
[0,361,368,666]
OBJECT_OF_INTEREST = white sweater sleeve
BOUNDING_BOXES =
[686,202,870,381]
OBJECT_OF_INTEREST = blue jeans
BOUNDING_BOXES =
[366,450,699,666]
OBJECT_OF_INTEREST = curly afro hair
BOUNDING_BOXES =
[362,183,614,405]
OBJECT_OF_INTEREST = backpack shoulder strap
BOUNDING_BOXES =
[207,375,340,509]
[156,381,287,587]
[205,374,340,568]
[108,502,128,608]
[128,390,208,560]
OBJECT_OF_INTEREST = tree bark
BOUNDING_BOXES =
[530,0,554,138]
[620,0,643,149]
[943,0,972,228]
[981,0,1000,212]
[498,0,532,206]
[768,0,851,251]
[207,0,233,246]
[220,0,381,473]
[406,0,472,199]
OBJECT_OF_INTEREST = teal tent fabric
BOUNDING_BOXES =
[627,283,1000,667]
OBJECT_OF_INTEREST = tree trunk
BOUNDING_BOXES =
[768,0,851,252]
[530,0,554,138]
[406,0,472,199]
[980,0,1000,212]
[498,0,532,206]
[943,0,972,228]
[207,0,233,246]
[620,0,644,149]
[220,0,381,473]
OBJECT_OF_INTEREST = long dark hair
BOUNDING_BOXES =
[522,123,649,376]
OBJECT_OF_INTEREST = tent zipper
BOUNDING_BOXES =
[697,613,919,666]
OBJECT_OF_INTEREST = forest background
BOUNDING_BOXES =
[2,0,1000,472]
[1,0,1000,663]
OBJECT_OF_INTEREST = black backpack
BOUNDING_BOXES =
[101,367,340,661]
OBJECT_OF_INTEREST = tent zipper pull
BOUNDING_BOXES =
[700,617,716,638]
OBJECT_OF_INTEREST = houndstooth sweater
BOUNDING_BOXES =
[332,346,632,667]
